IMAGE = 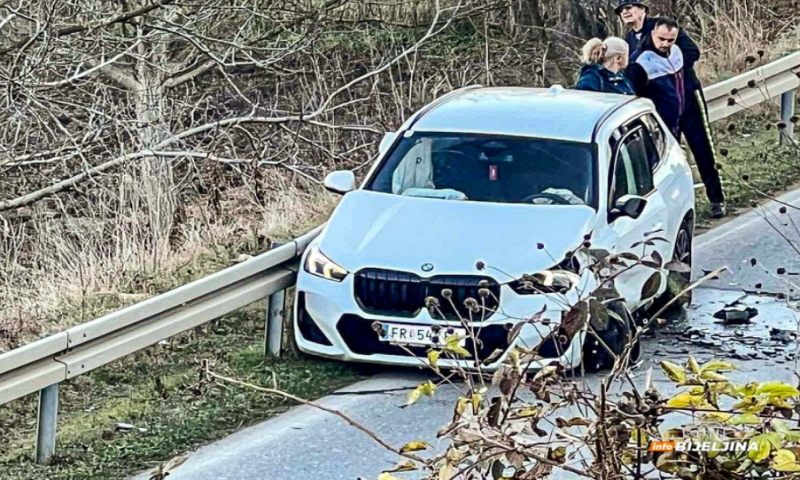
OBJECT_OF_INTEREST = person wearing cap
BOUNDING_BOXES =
[575,37,637,95]
[615,0,727,218]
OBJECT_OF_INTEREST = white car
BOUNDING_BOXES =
[293,85,695,372]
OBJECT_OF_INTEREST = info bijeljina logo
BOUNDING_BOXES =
[649,437,759,453]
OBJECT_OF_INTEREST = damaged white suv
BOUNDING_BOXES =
[293,85,695,372]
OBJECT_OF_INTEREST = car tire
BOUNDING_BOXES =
[648,215,694,318]
[581,302,640,373]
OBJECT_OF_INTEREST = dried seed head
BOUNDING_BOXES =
[441,288,453,299]
[426,296,440,308]
[464,297,479,311]
[478,288,491,298]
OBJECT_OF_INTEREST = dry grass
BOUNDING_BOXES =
[0,177,338,352]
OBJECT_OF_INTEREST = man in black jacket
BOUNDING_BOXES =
[615,0,726,218]
[628,18,685,136]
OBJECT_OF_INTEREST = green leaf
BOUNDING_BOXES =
[400,441,429,453]
[665,260,692,273]
[427,350,441,370]
[444,336,471,357]
[728,413,761,425]
[749,435,772,462]
[757,381,800,399]
[701,359,738,373]
[420,381,436,397]
[762,432,783,450]
[773,450,800,472]
[588,299,609,330]
[687,355,701,374]
[641,272,662,300]
[406,381,436,406]
[406,387,422,406]
[667,392,702,408]
[385,460,418,473]
[471,393,482,414]
[661,361,687,383]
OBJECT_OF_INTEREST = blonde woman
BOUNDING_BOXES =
[575,37,637,95]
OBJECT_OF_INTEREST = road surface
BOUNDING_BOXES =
[131,187,800,480]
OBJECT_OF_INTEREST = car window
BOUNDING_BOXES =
[366,132,598,208]
[641,114,667,159]
[610,127,655,205]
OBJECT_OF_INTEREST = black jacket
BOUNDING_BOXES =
[575,64,636,95]
[625,17,702,95]
[630,36,686,136]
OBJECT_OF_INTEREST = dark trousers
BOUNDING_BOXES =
[678,89,725,204]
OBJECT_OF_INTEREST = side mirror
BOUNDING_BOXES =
[611,195,648,221]
[324,170,356,195]
[379,131,397,156]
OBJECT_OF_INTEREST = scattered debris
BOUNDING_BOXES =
[115,423,148,433]
[713,305,759,324]
[770,328,799,344]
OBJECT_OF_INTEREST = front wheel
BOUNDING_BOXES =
[581,302,640,373]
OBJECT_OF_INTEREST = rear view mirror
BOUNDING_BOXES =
[324,170,356,195]
[379,132,397,155]
[612,195,647,220]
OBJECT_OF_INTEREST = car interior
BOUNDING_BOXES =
[387,135,595,206]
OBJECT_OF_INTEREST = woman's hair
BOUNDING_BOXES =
[582,37,629,64]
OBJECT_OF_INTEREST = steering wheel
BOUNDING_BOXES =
[521,192,573,205]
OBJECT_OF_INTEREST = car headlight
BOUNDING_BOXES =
[304,246,348,282]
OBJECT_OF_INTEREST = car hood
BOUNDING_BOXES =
[318,190,598,280]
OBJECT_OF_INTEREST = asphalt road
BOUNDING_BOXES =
[131,187,800,480]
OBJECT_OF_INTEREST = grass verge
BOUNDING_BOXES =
[0,308,363,480]
[696,111,800,223]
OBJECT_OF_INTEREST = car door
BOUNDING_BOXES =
[607,120,671,310]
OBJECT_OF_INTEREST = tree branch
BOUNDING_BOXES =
[0,0,176,56]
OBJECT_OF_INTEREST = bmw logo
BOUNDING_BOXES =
[421,263,434,272]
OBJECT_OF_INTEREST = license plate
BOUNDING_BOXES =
[376,323,467,347]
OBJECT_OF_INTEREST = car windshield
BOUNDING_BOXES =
[366,132,597,207]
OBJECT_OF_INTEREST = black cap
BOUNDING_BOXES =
[614,0,649,15]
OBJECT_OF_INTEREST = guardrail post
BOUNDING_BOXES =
[35,383,59,464]
[265,290,286,357]
[781,89,796,144]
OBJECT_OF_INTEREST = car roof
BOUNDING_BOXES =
[407,86,636,143]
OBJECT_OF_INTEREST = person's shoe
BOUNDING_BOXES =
[710,202,727,219]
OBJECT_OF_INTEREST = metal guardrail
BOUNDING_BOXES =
[1,52,798,465]
[704,51,800,139]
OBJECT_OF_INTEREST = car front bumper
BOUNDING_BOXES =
[293,270,587,372]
